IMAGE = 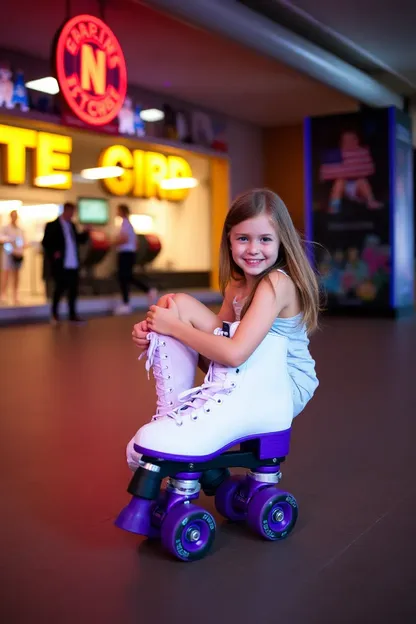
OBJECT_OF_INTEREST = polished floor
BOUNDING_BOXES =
[1,312,415,623]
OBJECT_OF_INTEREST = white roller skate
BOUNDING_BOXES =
[126,333,198,470]
[132,322,293,461]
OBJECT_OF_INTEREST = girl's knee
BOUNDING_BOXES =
[155,292,192,309]
[172,292,201,321]
[173,292,196,306]
[172,292,220,332]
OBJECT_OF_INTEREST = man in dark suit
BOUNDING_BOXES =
[42,202,90,325]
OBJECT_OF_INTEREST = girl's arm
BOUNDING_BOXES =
[148,272,290,367]
[217,284,236,323]
[197,285,235,373]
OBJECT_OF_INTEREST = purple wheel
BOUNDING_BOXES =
[160,503,216,562]
[247,487,298,541]
[214,476,247,522]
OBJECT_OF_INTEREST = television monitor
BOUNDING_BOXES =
[77,197,109,226]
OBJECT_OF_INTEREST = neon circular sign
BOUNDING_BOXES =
[55,14,127,126]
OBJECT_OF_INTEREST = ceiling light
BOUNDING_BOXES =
[34,174,69,186]
[25,76,60,95]
[0,200,23,211]
[80,166,124,180]
[140,108,165,122]
[159,177,198,190]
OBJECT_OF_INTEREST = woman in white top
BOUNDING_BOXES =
[112,204,157,315]
[0,209,26,305]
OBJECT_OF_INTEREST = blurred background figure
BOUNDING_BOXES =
[42,202,90,325]
[0,209,26,305]
[112,203,158,316]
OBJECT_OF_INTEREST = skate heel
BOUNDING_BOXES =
[257,430,291,460]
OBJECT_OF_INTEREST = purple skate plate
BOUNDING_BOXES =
[134,429,291,463]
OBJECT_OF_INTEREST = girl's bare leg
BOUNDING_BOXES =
[157,292,222,333]
[156,292,222,373]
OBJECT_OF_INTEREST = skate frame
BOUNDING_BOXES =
[116,436,298,557]
[128,438,285,501]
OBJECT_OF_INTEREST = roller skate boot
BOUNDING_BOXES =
[116,323,298,561]
[133,322,293,460]
[126,332,198,471]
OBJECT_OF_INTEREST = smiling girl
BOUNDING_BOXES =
[128,189,320,465]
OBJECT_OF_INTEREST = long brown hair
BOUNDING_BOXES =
[219,188,320,333]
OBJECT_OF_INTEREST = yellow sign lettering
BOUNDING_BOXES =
[81,44,106,95]
[34,132,72,189]
[132,150,144,197]
[167,156,193,201]
[0,124,193,201]
[99,144,134,196]
[98,145,193,200]
[144,152,168,199]
[0,125,37,184]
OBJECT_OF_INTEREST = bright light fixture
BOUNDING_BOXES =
[114,214,154,234]
[159,177,198,190]
[130,214,154,234]
[25,76,60,95]
[140,108,165,122]
[0,200,23,212]
[80,166,124,180]
[34,174,69,186]
[19,204,60,219]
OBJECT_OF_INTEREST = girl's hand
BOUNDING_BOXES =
[132,319,150,352]
[146,297,180,336]
[156,293,176,308]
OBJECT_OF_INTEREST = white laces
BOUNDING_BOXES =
[139,333,175,418]
[165,358,239,426]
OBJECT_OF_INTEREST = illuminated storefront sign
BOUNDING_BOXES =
[0,125,72,189]
[0,124,193,200]
[98,145,193,201]
[55,14,127,127]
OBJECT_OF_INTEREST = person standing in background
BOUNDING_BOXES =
[112,204,158,315]
[42,202,90,325]
[0,209,27,306]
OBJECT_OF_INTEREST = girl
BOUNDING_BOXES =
[129,188,320,465]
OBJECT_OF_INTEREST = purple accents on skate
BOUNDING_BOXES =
[177,517,211,555]
[255,466,281,474]
[157,489,201,517]
[235,475,270,513]
[257,431,290,459]
[150,489,201,529]
[175,472,203,479]
[267,501,293,534]
[215,474,288,522]
[135,429,291,463]
[215,476,247,521]
[246,488,298,540]
[115,497,159,538]
[160,503,216,561]
[116,489,203,538]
